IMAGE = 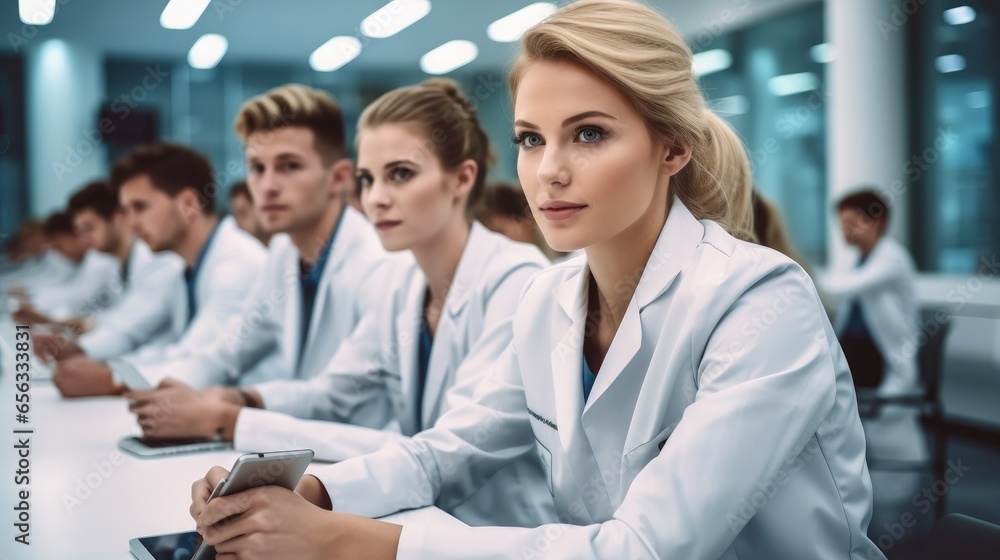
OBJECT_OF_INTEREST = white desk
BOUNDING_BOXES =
[0,321,464,559]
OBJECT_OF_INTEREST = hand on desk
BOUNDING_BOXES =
[33,331,83,362]
[13,303,54,326]
[53,356,122,398]
[126,379,241,440]
[191,467,402,560]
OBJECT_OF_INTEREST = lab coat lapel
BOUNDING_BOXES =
[299,208,355,367]
[549,265,587,454]
[580,199,701,411]
[420,223,489,426]
[396,275,425,435]
[634,197,704,310]
[550,264,619,519]
[281,243,303,377]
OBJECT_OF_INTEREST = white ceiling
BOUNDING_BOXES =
[1,0,817,71]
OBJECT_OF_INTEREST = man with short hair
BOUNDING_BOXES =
[31,181,184,363]
[127,84,392,439]
[52,143,269,397]
[824,188,919,397]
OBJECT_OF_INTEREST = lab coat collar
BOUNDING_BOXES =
[552,197,704,318]
[296,204,371,374]
[548,198,705,488]
[443,222,493,318]
[321,205,365,278]
[415,222,497,428]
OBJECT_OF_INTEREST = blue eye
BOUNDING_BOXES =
[514,132,543,149]
[576,127,605,144]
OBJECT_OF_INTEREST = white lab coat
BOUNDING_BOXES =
[124,217,268,387]
[823,237,919,397]
[29,249,121,318]
[137,206,389,388]
[0,250,74,290]
[312,199,883,560]
[75,240,185,361]
[236,222,557,528]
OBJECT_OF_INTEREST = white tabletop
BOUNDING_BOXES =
[0,319,463,559]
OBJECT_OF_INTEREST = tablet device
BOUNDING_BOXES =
[129,530,202,560]
[108,358,154,390]
[118,435,232,458]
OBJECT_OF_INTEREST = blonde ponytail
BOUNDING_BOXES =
[672,110,754,241]
[508,0,754,240]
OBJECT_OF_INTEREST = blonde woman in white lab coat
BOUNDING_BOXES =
[190,1,884,558]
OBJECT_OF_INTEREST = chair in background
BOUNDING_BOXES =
[861,308,952,520]
[921,513,1000,560]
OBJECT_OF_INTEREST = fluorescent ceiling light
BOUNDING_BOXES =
[420,40,478,75]
[768,72,819,96]
[712,95,750,116]
[310,36,362,72]
[810,43,835,64]
[966,90,990,109]
[692,49,732,77]
[935,54,966,73]
[361,0,431,39]
[160,0,212,30]
[188,34,228,70]
[943,6,976,25]
[487,2,557,43]
[19,0,55,25]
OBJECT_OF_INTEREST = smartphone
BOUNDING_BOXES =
[108,358,154,390]
[190,449,315,560]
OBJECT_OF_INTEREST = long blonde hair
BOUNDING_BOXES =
[508,0,754,241]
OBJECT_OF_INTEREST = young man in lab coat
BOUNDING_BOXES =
[125,84,392,439]
[29,181,185,363]
[824,188,919,397]
[51,143,269,397]
[11,211,120,321]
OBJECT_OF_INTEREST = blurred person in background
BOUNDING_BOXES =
[823,188,919,397]
[30,180,184,363]
[475,181,562,260]
[751,189,833,314]
[125,83,391,433]
[50,143,268,398]
[12,210,119,321]
[228,179,271,246]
